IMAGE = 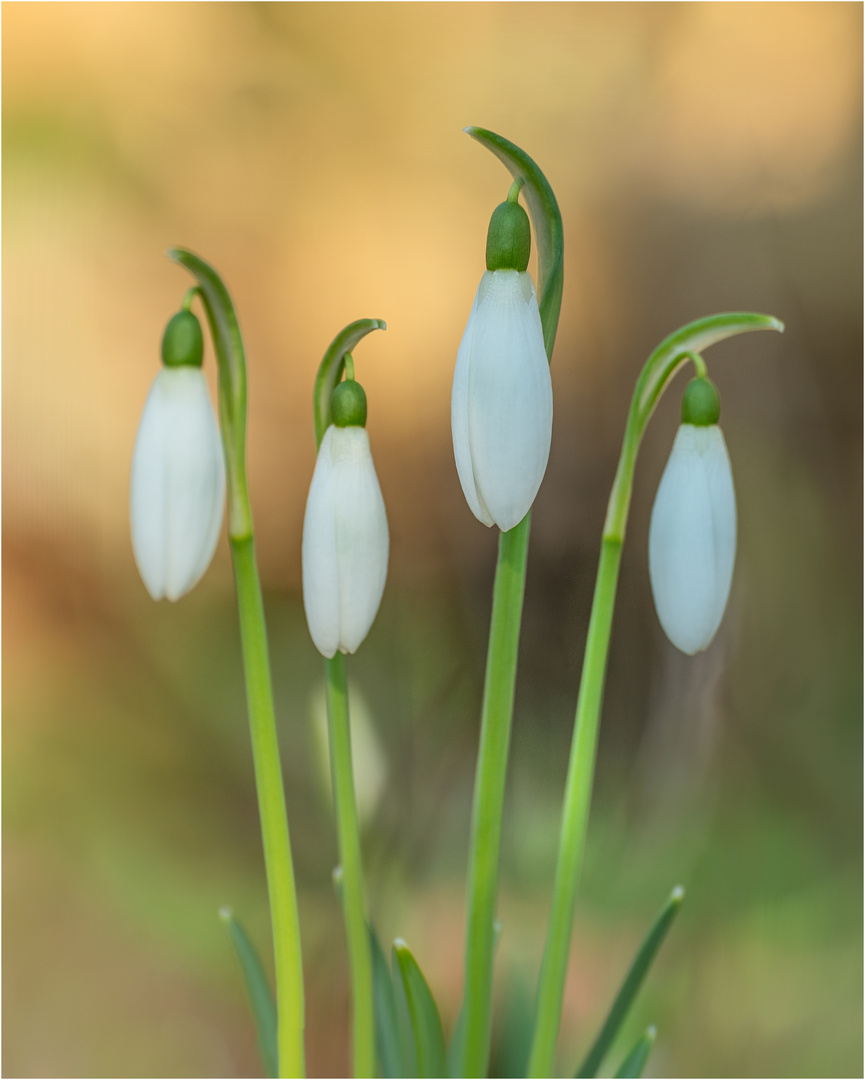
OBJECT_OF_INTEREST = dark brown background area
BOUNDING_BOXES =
[4,4,861,1077]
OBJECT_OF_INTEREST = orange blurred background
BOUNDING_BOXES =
[3,4,862,1077]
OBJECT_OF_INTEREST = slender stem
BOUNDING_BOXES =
[507,177,526,204]
[180,285,202,312]
[325,652,375,1079]
[526,312,784,1076]
[231,536,306,1078]
[527,536,623,1078]
[459,517,531,1078]
[683,351,708,379]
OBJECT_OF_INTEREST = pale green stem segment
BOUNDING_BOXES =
[168,248,306,1078]
[458,127,564,1079]
[326,653,376,1078]
[312,320,385,1078]
[231,535,305,1078]
[506,178,525,205]
[527,311,784,1078]
[681,350,708,379]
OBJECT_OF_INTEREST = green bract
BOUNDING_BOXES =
[681,376,721,426]
[161,310,204,368]
[486,195,531,272]
[332,379,368,428]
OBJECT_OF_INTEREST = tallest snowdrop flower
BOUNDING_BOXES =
[649,375,737,655]
[130,309,226,601]
[302,374,389,659]
[452,184,553,532]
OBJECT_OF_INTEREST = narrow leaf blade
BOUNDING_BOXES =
[219,907,278,1079]
[575,887,683,1078]
[614,1025,657,1079]
[313,319,386,449]
[393,939,447,1079]
[370,926,407,1079]
[465,126,564,361]
[447,1006,464,1079]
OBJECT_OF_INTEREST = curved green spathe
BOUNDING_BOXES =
[313,319,386,450]
[167,247,252,539]
[605,312,784,541]
[465,127,564,361]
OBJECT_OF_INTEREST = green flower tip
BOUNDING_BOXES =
[218,906,233,922]
[486,197,531,272]
[681,377,720,426]
[670,885,685,904]
[162,310,204,368]
[332,378,368,428]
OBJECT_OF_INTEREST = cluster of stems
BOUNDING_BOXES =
[165,126,781,1079]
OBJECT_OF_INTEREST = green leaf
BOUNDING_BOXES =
[575,887,683,1078]
[465,126,564,361]
[604,311,784,541]
[313,318,386,451]
[614,1026,657,1079]
[446,1005,464,1079]
[219,907,278,1079]
[393,939,447,1079]
[370,926,410,1079]
[168,248,253,540]
[492,974,534,1080]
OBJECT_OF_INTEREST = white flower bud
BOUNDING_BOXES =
[451,269,553,531]
[302,425,389,658]
[648,424,737,654]
[130,367,226,601]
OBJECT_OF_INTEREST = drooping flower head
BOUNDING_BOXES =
[302,370,389,658]
[649,375,736,654]
[130,309,226,601]
[452,183,553,532]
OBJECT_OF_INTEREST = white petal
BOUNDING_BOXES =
[302,426,341,658]
[302,425,389,657]
[330,427,389,654]
[451,283,494,526]
[648,424,737,654]
[461,270,553,532]
[130,368,225,601]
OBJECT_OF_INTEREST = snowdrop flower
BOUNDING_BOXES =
[130,310,226,601]
[452,186,553,532]
[302,378,389,658]
[649,376,736,655]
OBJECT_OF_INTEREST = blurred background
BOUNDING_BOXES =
[3,3,862,1077]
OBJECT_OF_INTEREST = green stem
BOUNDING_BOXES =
[459,518,531,1077]
[526,537,622,1078]
[168,250,309,1077]
[325,653,376,1078]
[527,311,784,1077]
[456,127,564,1079]
[506,178,526,204]
[232,536,306,1078]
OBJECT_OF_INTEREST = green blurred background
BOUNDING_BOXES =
[3,3,862,1077]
